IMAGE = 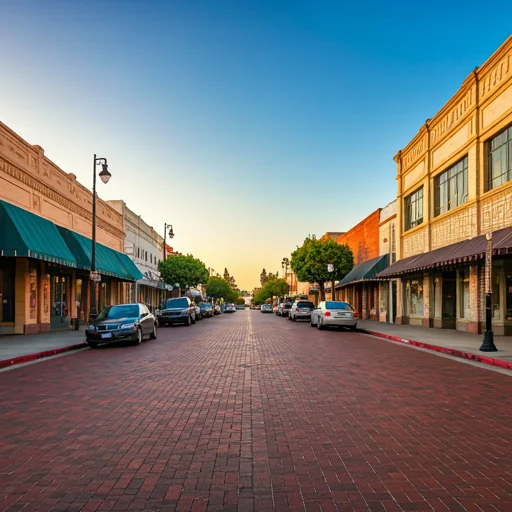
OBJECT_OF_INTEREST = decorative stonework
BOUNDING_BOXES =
[481,187,512,233]
[0,156,124,240]
[402,227,428,258]
[480,50,512,99]
[431,205,477,250]
[430,87,474,145]
[402,135,426,170]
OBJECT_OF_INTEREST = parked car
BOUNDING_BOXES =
[276,302,292,317]
[235,305,245,310]
[223,304,236,313]
[200,302,213,318]
[310,301,359,330]
[214,305,222,315]
[193,303,203,320]
[288,300,316,321]
[86,303,157,348]
[157,297,196,326]
[261,304,273,313]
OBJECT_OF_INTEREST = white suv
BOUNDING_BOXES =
[288,300,315,321]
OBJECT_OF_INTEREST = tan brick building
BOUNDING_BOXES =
[378,36,512,335]
[0,122,141,335]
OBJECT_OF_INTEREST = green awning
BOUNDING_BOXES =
[0,200,77,267]
[335,254,389,288]
[57,226,143,281]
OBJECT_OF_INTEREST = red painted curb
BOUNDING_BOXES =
[361,329,512,371]
[0,342,88,369]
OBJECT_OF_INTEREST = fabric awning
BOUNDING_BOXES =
[0,200,77,267]
[335,254,389,288]
[57,226,143,281]
[376,226,512,278]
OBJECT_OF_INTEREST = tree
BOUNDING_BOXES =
[159,254,209,290]
[223,268,237,289]
[205,276,232,302]
[260,268,268,286]
[235,297,245,306]
[267,271,279,281]
[252,278,289,305]
[290,236,354,301]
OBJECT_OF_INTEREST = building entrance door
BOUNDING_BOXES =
[0,262,15,324]
[442,271,457,329]
[50,275,70,329]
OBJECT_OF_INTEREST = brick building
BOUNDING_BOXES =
[0,122,141,335]
[378,36,512,335]
[334,208,386,319]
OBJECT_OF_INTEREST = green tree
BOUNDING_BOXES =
[260,268,268,286]
[235,297,245,306]
[252,278,289,305]
[159,254,209,290]
[223,268,237,289]
[205,276,231,302]
[290,236,354,301]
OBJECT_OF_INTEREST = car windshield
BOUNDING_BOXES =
[165,298,189,309]
[97,305,139,320]
[297,302,315,309]
[200,303,210,308]
[325,302,353,310]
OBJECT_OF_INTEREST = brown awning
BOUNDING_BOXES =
[377,227,512,278]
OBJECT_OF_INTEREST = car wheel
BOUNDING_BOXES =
[135,327,143,344]
[317,319,324,330]
[310,319,316,327]
[150,323,157,339]
[191,313,196,324]
[185,315,192,326]
[89,342,99,349]
[350,325,357,331]
[292,315,297,322]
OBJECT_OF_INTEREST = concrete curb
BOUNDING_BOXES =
[0,342,88,369]
[360,329,512,371]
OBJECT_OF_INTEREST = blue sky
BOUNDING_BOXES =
[1,0,511,290]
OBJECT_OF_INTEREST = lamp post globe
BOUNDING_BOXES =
[99,164,111,184]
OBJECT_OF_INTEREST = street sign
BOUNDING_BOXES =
[89,270,101,282]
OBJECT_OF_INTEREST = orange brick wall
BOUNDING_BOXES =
[336,209,381,265]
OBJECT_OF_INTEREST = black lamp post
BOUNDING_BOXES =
[89,154,111,321]
[480,232,498,352]
[163,223,174,260]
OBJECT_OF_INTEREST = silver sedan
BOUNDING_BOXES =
[310,301,359,330]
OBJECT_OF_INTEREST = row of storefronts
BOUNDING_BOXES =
[0,199,142,335]
[329,36,512,336]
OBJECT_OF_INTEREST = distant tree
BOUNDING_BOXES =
[159,254,209,290]
[290,236,354,301]
[235,297,245,306]
[223,268,237,289]
[205,276,232,302]
[267,271,279,281]
[260,268,268,286]
[252,278,289,305]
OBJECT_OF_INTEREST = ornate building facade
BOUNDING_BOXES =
[379,36,512,335]
[0,122,140,335]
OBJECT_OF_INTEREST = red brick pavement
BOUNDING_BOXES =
[0,311,510,512]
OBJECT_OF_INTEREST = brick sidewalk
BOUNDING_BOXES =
[357,320,512,369]
[0,312,510,511]
[0,328,87,368]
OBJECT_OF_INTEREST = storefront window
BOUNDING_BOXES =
[0,260,15,323]
[459,269,470,319]
[506,274,512,321]
[405,278,424,316]
[492,272,501,320]
[99,282,110,312]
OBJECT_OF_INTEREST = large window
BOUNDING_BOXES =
[404,187,423,231]
[405,278,424,316]
[434,157,468,216]
[488,125,512,190]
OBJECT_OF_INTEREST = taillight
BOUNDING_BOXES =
[354,311,359,318]
[324,312,331,317]
[296,308,300,312]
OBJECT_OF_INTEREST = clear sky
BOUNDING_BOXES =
[1,1,511,291]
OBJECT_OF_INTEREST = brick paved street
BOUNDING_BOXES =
[0,311,511,512]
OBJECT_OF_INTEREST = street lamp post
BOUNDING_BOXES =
[163,223,174,260]
[480,232,498,352]
[89,154,111,322]
[328,263,335,301]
